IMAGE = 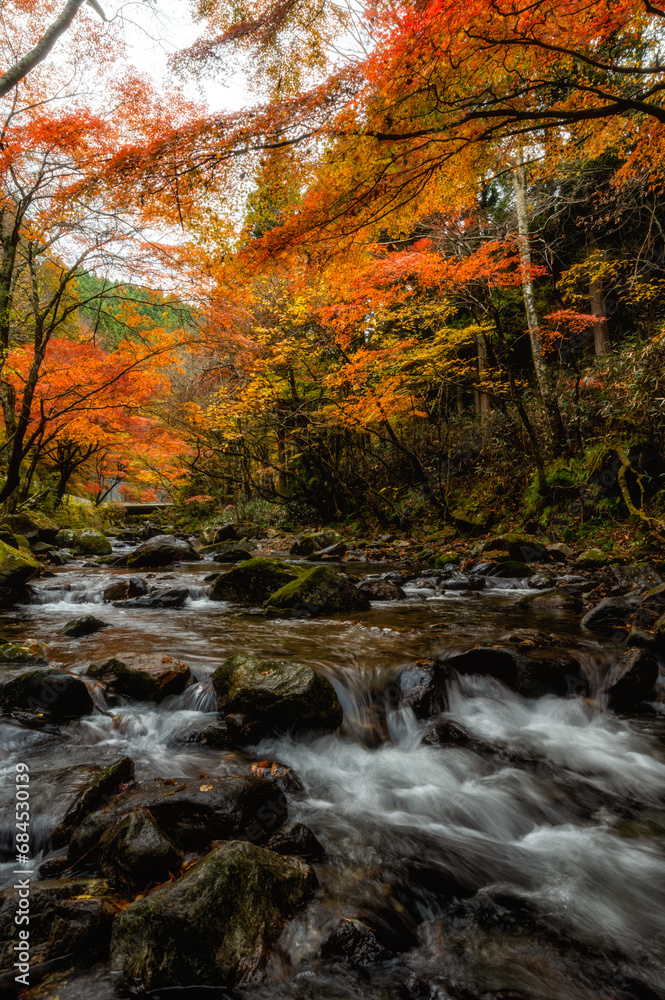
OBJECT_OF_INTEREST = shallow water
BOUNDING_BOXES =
[1,553,664,1000]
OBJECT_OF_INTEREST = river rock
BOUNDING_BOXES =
[109,841,315,990]
[61,614,110,638]
[576,547,608,567]
[4,510,59,543]
[607,649,659,711]
[265,565,371,615]
[170,721,233,750]
[322,917,393,965]
[0,638,47,664]
[307,541,348,560]
[517,590,583,611]
[487,533,548,563]
[1,669,93,718]
[447,646,587,698]
[266,821,325,860]
[357,578,407,601]
[213,522,237,542]
[611,562,663,593]
[547,542,574,561]
[102,579,130,602]
[581,596,632,631]
[0,877,118,976]
[632,583,665,632]
[210,557,302,604]
[234,520,266,540]
[54,528,112,555]
[212,544,257,563]
[87,654,192,702]
[290,529,342,556]
[126,534,200,568]
[502,628,559,649]
[488,560,531,578]
[114,587,189,609]
[51,756,135,848]
[69,775,288,859]
[98,809,183,889]
[422,720,471,747]
[213,654,343,731]
[397,659,448,719]
[0,538,39,598]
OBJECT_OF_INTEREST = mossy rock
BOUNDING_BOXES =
[576,547,608,568]
[265,565,370,616]
[4,511,59,542]
[488,533,548,563]
[451,508,493,536]
[210,557,303,604]
[1,669,94,718]
[54,529,111,556]
[51,756,135,848]
[290,530,341,556]
[87,654,192,703]
[109,841,316,990]
[0,639,48,665]
[489,560,531,579]
[212,654,343,731]
[0,538,39,588]
[61,615,110,638]
[517,590,584,611]
[434,552,459,569]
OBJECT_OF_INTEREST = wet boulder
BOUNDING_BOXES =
[581,596,632,631]
[357,578,406,601]
[487,533,548,563]
[61,614,110,638]
[487,560,531,579]
[225,712,274,745]
[4,510,59,544]
[265,565,371,616]
[306,541,348,561]
[527,572,556,589]
[98,809,183,889]
[632,583,665,632]
[51,756,135,848]
[170,720,233,750]
[611,562,663,593]
[0,538,39,596]
[422,720,471,747]
[0,638,48,665]
[213,522,237,542]
[546,542,574,562]
[0,877,118,976]
[397,659,448,719]
[69,775,288,859]
[54,528,112,556]
[109,840,315,990]
[114,587,189,609]
[290,529,342,556]
[441,572,485,591]
[576,547,608,568]
[210,557,302,604]
[607,649,659,712]
[211,544,257,563]
[322,917,393,965]
[102,579,130,602]
[87,653,192,702]
[501,628,559,649]
[213,654,343,732]
[266,821,325,860]
[1,669,93,718]
[517,590,583,611]
[446,646,587,699]
[126,534,200,568]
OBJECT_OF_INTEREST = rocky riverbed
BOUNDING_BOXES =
[0,523,664,999]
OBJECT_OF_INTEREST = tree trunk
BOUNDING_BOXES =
[513,151,566,451]
[477,331,491,423]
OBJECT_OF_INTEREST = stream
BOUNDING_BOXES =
[1,547,664,1000]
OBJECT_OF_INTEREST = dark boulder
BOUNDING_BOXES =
[213,654,343,732]
[321,917,393,965]
[306,541,348,561]
[109,841,315,990]
[422,721,471,747]
[1,669,93,719]
[170,721,233,750]
[102,579,130,602]
[447,646,587,699]
[265,565,371,616]
[517,590,583,611]
[607,649,659,712]
[441,573,485,591]
[225,712,274,745]
[213,522,237,542]
[87,654,192,702]
[581,596,632,631]
[632,583,665,632]
[0,877,118,976]
[487,560,531,579]
[266,821,325,860]
[397,659,448,719]
[210,557,301,604]
[488,533,548,563]
[60,614,110,638]
[290,529,341,556]
[98,809,183,889]
[127,534,200,568]
[114,587,189,609]
[212,544,257,563]
[357,578,407,601]
[51,755,135,848]
[68,775,288,859]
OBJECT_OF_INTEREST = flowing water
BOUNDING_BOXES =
[1,551,664,1000]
